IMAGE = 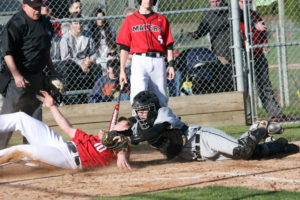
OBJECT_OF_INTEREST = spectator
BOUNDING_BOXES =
[60,13,97,74]
[189,0,232,64]
[188,0,234,94]
[61,0,81,35]
[61,0,90,36]
[90,7,117,75]
[88,59,130,103]
[239,0,290,122]
[116,0,175,107]
[59,12,99,103]
[0,0,56,149]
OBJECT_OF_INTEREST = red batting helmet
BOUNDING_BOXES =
[138,0,157,6]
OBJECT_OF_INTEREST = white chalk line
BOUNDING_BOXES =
[99,171,300,185]
[216,171,300,184]
[2,167,300,186]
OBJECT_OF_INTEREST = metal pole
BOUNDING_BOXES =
[276,26,284,107]
[278,0,290,106]
[230,0,244,91]
[242,0,255,124]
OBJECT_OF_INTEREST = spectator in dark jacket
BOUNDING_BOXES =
[189,0,232,64]
[239,0,290,122]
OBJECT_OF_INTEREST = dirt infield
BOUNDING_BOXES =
[0,142,300,200]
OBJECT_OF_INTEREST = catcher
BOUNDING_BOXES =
[128,91,298,161]
[0,90,131,170]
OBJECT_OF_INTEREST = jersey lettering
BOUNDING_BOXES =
[94,143,107,152]
[132,24,161,33]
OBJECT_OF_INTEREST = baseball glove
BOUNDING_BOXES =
[44,75,65,104]
[44,75,65,95]
[101,131,129,152]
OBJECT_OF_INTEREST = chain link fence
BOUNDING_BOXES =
[0,0,300,123]
[241,0,300,123]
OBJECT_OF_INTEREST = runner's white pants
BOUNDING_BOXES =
[0,112,78,169]
[130,54,168,107]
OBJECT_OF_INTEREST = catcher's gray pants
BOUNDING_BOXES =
[0,112,79,169]
[179,124,258,161]
[0,72,44,149]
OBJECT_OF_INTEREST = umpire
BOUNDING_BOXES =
[0,0,55,149]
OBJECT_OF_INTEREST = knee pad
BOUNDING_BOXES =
[233,137,256,159]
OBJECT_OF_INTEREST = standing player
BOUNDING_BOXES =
[0,91,131,170]
[116,0,175,107]
[128,91,295,161]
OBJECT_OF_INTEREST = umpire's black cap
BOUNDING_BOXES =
[23,0,42,7]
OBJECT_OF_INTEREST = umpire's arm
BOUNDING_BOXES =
[4,55,28,88]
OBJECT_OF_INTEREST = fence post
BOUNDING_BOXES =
[278,0,290,106]
[276,25,284,107]
[230,0,244,92]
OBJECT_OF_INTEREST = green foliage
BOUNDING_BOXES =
[257,1,300,23]
[93,186,300,200]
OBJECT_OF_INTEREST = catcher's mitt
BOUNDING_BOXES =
[44,75,65,95]
[101,131,129,152]
[44,75,65,104]
[149,128,186,160]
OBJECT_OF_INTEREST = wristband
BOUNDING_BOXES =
[167,60,175,67]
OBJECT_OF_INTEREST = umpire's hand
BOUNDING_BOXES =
[14,74,29,88]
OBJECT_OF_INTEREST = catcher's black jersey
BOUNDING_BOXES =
[131,107,187,159]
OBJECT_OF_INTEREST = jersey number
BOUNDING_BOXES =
[94,143,107,152]
[158,35,163,45]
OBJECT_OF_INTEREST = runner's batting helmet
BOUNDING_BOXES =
[132,91,161,129]
[138,0,157,6]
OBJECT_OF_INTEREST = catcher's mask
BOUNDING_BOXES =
[132,91,160,130]
[138,0,157,6]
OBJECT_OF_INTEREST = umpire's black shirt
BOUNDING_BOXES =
[2,9,54,74]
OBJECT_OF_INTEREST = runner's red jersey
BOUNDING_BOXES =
[116,11,174,54]
[72,129,117,168]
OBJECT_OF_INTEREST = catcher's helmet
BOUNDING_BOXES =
[132,91,161,129]
[138,0,157,6]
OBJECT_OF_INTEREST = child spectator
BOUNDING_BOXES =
[88,59,130,103]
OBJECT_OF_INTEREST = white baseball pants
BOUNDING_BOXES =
[130,54,168,107]
[0,112,79,169]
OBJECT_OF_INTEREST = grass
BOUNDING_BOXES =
[92,186,300,200]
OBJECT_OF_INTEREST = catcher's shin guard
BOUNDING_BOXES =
[252,137,288,158]
[233,128,268,159]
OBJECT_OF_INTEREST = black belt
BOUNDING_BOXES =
[135,52,163,58]
[67,141,81,166]
[194,133,201,160]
